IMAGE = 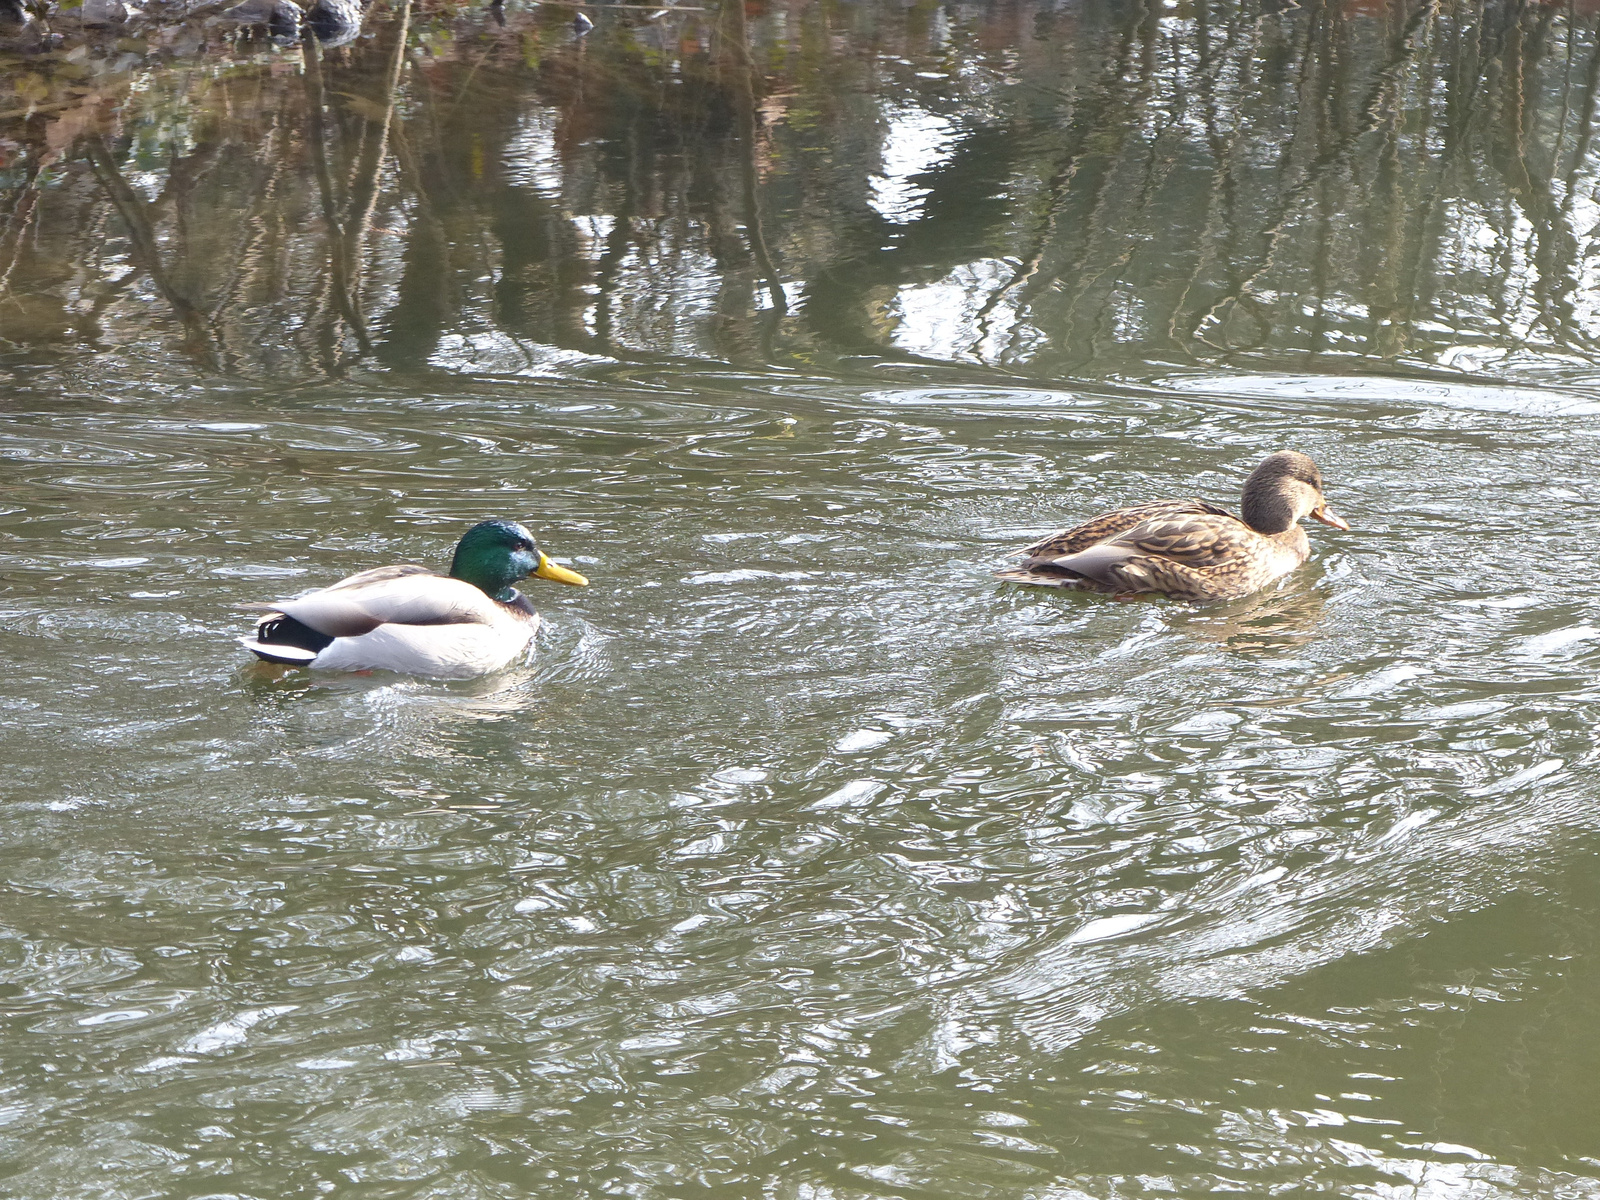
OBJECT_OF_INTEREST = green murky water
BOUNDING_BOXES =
[6,0,1600,1194]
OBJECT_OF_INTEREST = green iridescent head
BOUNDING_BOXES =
[449,520,588,600]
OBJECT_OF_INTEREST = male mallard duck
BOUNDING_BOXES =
[239,520,588,677]
[996,451,1349,601]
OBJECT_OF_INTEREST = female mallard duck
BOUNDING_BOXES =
[996,451,1349,601]
[239,520,588,677]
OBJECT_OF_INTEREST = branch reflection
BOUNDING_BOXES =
[2,0,1599,379]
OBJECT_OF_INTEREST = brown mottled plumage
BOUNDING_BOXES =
[996,451,1350,601]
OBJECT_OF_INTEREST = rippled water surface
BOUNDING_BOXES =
[8,0,1600,1195]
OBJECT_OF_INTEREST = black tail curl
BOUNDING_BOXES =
[256,614,335,654]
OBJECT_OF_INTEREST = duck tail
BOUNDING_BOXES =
[238,636,320,665]
[239,612,335,666]
[994,564,1090,588]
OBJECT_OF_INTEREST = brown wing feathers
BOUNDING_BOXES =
[1020,499,1234,558]
[1110,514,1248,570]
[1001,500,1260,599]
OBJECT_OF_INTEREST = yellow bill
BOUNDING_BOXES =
[534,552,589,586]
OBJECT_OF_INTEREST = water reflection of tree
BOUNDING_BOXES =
[80,134,220,363]
[303,0,412,369]
[7,0,1600,377]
